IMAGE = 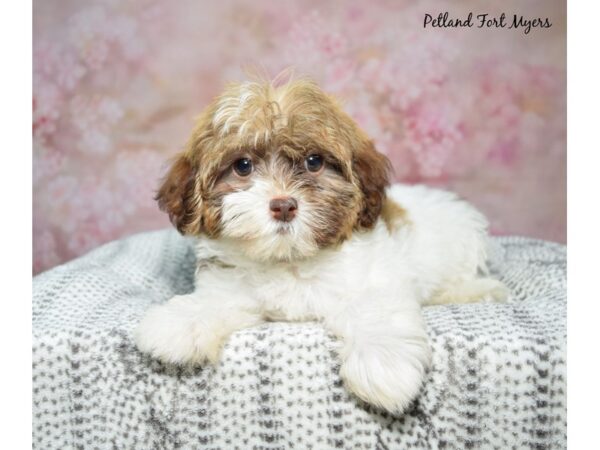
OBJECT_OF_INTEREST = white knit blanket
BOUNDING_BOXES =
[32,230,567,449]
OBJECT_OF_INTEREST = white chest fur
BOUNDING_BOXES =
[136,184,506,415]
[193,184,494,319]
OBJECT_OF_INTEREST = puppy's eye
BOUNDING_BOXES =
[233,158,253,177]
[305,154,324,173]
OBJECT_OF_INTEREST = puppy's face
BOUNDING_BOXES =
[157,79,390,262]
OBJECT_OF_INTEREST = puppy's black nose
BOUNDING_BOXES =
[270,197,298,222]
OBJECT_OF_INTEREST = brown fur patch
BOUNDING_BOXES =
[305,168,360,248]
[155,154,201,234]
[352,142,391,229]
[381,198,408,233]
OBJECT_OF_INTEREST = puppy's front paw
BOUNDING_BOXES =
[339,340,432,414]
[134,295,226,366]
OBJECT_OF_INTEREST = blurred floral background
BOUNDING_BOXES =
[33,0,566,274]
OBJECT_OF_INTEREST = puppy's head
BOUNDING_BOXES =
[157,79,390,261]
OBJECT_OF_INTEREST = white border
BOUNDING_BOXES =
[568,0,600,446]
[0,0,32,445]
[11,0,593,445]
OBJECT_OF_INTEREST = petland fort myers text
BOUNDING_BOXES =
[424,12,552,34]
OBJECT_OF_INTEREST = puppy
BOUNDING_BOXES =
[135,78,508,414]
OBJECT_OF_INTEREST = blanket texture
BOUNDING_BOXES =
[32,230,566,450]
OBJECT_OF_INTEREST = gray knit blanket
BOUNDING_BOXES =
[32,230,566,450]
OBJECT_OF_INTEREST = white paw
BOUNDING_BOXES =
[339,339,432,414]
[134,295,226,365]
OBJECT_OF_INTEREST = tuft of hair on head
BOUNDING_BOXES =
[241,65,297,88]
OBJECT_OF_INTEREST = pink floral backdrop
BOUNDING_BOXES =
[33,0,566,274]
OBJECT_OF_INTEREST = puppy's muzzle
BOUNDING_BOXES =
[270,197,298,222]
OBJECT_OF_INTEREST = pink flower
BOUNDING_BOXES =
[487,139,518,166]
[404,102,465,179]
[55,53,87,91]
[32,76,62,140]
[285,11,349,67]
[66,222,107,256]
[113,150,165,211]
[69,95,123,155]
[32,140,65,186]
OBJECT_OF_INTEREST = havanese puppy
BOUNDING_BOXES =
[135,78,508,414]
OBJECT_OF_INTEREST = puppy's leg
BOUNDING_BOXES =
[426,277,509,306]
[324,299,431,414]
[134,292,262,365]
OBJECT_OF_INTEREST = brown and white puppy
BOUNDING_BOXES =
[135,78,507,414]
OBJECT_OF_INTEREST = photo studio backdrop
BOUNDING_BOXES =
[33,0,566,273]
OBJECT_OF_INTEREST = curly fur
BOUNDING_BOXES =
[136,77,508,414]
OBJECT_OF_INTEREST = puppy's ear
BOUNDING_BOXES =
[155,153,201,235]
[353,142,391,229]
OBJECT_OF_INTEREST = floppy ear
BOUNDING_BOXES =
[155,153,201,235]
[353,142,391,229]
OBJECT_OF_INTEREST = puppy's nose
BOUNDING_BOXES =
[269,197,298,222]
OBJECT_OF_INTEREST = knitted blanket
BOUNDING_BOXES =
[32,230,567,449]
